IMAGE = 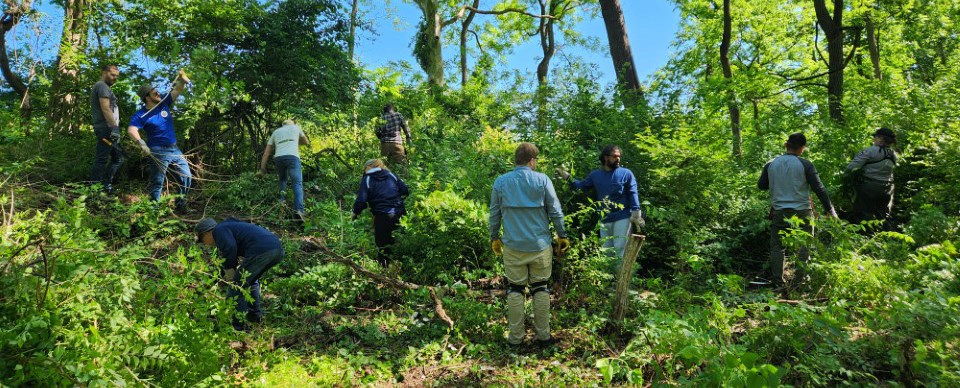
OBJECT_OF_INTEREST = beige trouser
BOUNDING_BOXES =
[379,142,407,164]
[503,246,552,344]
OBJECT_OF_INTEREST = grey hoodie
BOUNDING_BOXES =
[846,145,896,183]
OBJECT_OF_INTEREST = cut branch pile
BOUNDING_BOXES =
[299,236,454,330]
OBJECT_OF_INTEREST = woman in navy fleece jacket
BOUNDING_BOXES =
[352,159,409,265]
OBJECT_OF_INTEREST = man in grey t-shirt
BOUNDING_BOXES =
[90,64,124,192]
[758,133,836,288]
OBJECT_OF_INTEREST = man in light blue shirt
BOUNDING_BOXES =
[489,142,569,347]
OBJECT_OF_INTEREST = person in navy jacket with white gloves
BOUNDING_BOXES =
[352,159,409,266]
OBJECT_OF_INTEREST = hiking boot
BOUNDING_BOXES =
[534,337,558,350]
[246,312,263,324]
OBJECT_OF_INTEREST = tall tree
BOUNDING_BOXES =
[812,0,846,123]
[598,0,642,106]
[349,0,359,60]
[0,0,32,123]
[720,0,741,157]
[864,9,881,80]
[459,0,479,87]
[47,0,89,133]
[411,0,458,87]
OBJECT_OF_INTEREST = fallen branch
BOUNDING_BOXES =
[775,298,829,306]
[300,237,455,330]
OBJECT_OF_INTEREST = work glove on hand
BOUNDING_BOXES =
[221,268,237,286]
[553,237,570,256]
[630,210,645,229]
[351,213,359,221]
[555,167,570,180]
[137,139,151,155]
[178,69,191,84]
[491,239,503,256]
[827,207,838,218]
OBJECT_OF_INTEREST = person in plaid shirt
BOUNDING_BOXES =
[375,104,412,164]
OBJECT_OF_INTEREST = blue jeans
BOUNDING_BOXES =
[227,248,284,320]
[148,145,192,206]
[91,127,125,190]
[275,155,304,212]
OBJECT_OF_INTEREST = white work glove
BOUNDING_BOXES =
[137,139,151,155]
[555,167,570,180]
[630,210,645,229]
[827,207,838,218]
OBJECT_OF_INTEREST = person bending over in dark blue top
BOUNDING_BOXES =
[352,159,409,266]
[196,217,284,331]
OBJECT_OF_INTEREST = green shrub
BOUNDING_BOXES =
[393,189,493,283]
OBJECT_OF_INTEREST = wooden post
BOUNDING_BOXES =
[610,233,646,326]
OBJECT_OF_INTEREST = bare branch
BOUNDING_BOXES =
[459,5,556,20]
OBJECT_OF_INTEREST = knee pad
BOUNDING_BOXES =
[507,283,526,296]
[529,281,550,296]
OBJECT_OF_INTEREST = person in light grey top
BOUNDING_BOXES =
[758,133,836,287]
[89,64,124,192]
[845,127,897,225]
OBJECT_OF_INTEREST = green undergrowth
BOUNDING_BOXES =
[1,172,958,386]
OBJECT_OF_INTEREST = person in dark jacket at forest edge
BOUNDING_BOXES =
[352,159,409,266]
[758,133,837,289]
[196,218,284,330]
[845,127,898,227]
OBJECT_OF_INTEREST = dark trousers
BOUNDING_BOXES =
[851,180,894,226]
[769,209,813,286]
[373,213,401,265]
[227,248,284,322]
[91,127,125,190]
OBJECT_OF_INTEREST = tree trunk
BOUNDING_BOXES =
[720,0,742,158]
[459,0,478,87]
[865,11,881,80]
[813,0,844,124]
[1,0,33,129]
[535,0,556,86]
[598,0,643,107]
[609,233,645,328]
[348,0,359,60]
[413,0,445,87]
[47,0,89,134]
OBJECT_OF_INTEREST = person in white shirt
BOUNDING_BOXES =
[259,119,310,219]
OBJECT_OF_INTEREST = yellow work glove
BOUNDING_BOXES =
[553,237,570,256]
[491,239,503,256]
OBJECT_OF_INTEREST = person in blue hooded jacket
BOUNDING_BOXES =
[352,159,409,265]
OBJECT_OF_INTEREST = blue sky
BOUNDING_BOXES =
[354,1,680,87]
[21,1,679,89]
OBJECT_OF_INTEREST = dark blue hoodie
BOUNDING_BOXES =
[353,168,409,216]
